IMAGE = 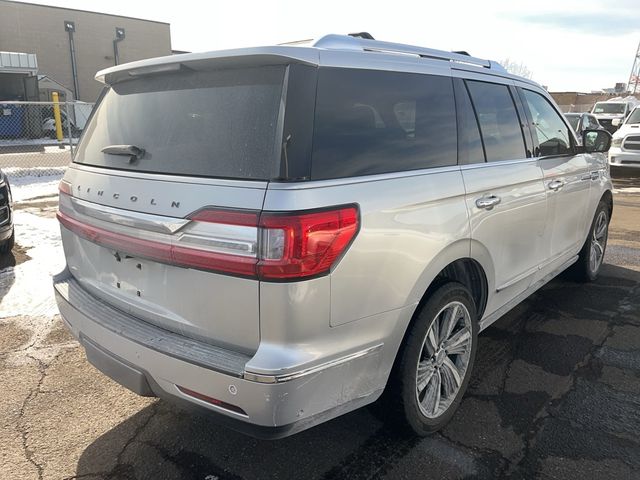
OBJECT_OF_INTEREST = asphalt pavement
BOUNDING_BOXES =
[1,168,639,480]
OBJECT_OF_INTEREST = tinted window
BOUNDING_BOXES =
[466,81,526,162]
[522,89,572,156]
[311,68,456,180]
[75,66,285,179]
[454,79,485,164]
[627,108,640,124]
[565,115,580,131]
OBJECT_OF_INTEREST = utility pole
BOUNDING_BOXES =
[113,27,125,65]
[628,39,640,94]
[64,20,80,100]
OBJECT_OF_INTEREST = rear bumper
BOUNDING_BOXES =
[53,269,385,438]
[609,148,640,168]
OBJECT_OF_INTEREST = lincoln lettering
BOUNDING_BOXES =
[73,185,181,208]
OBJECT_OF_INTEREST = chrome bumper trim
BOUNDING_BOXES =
[243,344,384,384]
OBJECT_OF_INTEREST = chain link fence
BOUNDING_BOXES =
[0,101,93,180]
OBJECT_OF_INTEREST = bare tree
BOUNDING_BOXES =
[500,58,533,79]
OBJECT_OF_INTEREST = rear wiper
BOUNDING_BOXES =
[101,144,145,163]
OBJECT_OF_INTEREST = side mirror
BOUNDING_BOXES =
[582,129,612,153]
[612,118,622,127]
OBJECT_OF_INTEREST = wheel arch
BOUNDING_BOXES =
[601,189,613,217]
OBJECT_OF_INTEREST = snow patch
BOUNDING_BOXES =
[6,168,64,202]
[0,210,64,319]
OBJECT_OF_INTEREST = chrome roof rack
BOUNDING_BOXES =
[311,34,507,73]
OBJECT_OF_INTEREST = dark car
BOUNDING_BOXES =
[565,113,603,136]
[0,170,14,255]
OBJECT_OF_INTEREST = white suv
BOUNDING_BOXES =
[54,34,614,438]
[610,106,640,168]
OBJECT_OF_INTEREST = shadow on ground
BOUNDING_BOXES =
[75,264,640,480]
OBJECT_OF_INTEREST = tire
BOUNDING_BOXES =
[388,282,479,436]
[0,229,15,256]
[572,200,610,282]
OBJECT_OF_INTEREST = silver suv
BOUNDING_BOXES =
[54,34,614,438]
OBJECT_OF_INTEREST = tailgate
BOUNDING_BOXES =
[59,167,266,354]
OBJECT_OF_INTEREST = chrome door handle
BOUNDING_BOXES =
[548,179,566,191]
[475,195,501,210]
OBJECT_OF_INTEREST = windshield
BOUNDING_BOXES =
[565,115,580,131]
[626,108,640,124]
[593,103,626,115]
[75,66,285,179]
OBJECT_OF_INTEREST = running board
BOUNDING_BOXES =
[479,255,578,331]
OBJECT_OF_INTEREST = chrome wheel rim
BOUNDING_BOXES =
[416,301,472,419]
[589,211,608,274]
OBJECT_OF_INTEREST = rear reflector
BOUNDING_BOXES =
[57,191,359,281]
[177,386,247,415]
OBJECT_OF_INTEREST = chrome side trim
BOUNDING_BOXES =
[69,196,189,234]
[243,344,384,384]
[480,255,578,331]
[268,165,462,190]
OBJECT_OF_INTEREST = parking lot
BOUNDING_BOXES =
[0,169,638,480]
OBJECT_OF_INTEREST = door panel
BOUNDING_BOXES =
[517,87,593,274]
[538,156,591,267]
[463,161,547,316]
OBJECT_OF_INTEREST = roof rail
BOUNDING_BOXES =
[312,34,507,73]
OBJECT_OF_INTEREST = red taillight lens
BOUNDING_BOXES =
[58,193,359,281]
[258,206,359,280]
[58,180,72,195]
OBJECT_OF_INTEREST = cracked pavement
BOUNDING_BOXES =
[1,169,639,480]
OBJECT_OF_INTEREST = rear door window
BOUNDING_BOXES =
[311,68,457,180]
[75,66,285,180]
[465,80,527,162]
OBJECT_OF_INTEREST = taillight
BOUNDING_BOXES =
[58,180,72,195]
[57,196,359,281]
[258,207,359,280]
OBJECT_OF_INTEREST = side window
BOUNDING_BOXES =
[453,78,485,164]
[581,116,590,130]
[311,68,457,180]
[522,89,572,157]
[465,80,527,162]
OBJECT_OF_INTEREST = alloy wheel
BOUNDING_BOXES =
[589,210,608,274]
[415,301,472,419]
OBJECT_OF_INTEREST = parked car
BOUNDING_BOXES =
[564,112,604,137]
[591,96,639,134]
[0,170,14,255]
[609,105,640,169]
[53,34,614,438]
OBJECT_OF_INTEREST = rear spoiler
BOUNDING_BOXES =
[95,47,320,85]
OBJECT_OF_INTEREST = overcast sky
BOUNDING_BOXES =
[20,0,640,92]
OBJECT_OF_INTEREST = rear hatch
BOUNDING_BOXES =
[58,59,306,354]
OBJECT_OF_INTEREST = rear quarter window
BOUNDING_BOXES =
[310,68,457,180]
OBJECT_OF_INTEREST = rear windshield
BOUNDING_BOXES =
[75,66,285,180]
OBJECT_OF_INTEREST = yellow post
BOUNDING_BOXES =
[52,91,64,142]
